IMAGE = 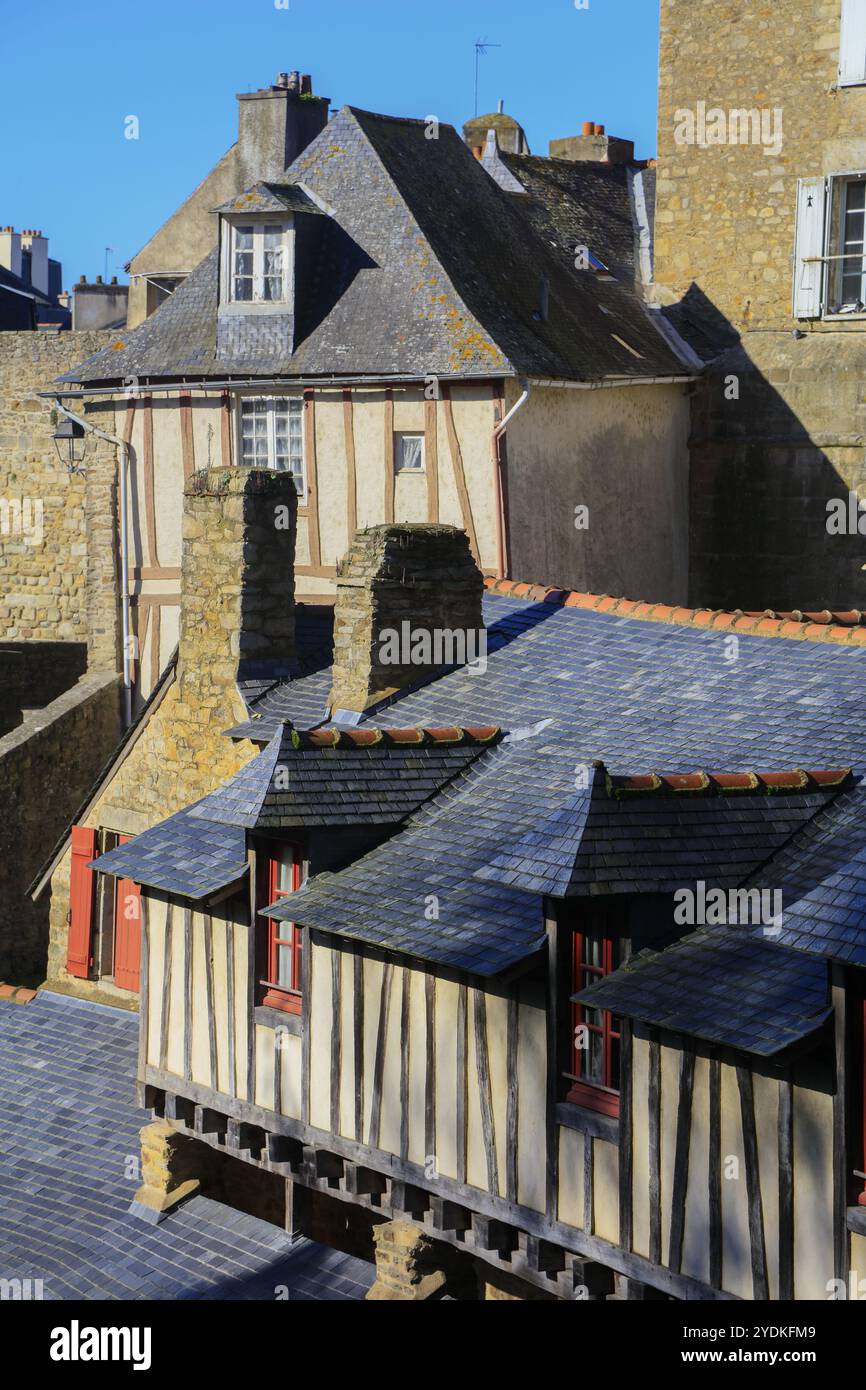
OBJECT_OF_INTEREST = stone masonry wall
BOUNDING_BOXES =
[46,468,298,993]
[0,332,117,651]
[690,334,866,611]
[330,524,483,712]
[655,0,866,610]
[655,0,866,332]
[0,640,87,736]
[0,671,120,983]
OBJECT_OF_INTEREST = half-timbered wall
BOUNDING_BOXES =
[118,384,501,704]
[625,1027,836,1300]
[143,906,551,1210]
[148,892,866,1298]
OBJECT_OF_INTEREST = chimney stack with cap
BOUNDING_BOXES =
[179,467,298,708]
[329,523,484,714]
[550,123,634,164]
[0,226,22,280]
[236,70,330,185]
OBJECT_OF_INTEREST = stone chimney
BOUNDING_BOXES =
[72,276,129,330]
[549,125,635,165]
[463,109,529,155]
[178,468,297,712]
[236,71,330,184]
[0,226,22,280]
[20,229,48,295]
[329,524,484,714]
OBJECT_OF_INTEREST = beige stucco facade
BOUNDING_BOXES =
[83,376,690,716]
[504,380,691,605]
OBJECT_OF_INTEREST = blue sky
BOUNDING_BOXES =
[1,0,660,289]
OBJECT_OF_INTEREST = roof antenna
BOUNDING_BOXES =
[474,38,501,117]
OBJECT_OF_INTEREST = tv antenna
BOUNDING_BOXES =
[474,39,501,117]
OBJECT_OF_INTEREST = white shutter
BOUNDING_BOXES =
[839,0,866,85]
[793,177,827,319]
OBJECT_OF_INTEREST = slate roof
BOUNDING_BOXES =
[0,992,374,1300]
[737,784,866,967]
[91,582,866,975]
[60,107,685,387]
[474,763,850,898]
[0,263,52,305]
[211,182,330,216]
[258,586,866,972]
[188,722,501,830]
[91,802,247,900]
[233,602,335,729]
[498,153,642,287]
[263,737,552,974]
[574,928,832,1056]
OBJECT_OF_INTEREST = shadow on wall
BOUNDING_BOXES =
[672,283,866,613]
[0,642,87,736]
[0,662,122,986]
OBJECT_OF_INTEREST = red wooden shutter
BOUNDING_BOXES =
[67,825,98,979]
[113,835,142,992]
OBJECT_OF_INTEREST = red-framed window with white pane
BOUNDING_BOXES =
[259,843,305,1015]
[566,919,628,1118]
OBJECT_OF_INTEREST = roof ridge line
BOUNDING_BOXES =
[483,577,866,646]
[605,768,853,797]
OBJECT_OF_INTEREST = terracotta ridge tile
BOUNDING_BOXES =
[605,768,852,797]
[482,578,866,645]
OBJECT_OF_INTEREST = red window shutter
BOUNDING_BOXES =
[113,836,142,993]
[67,825,98,979]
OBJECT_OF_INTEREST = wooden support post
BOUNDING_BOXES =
[430,1196,472,1236]
[285,1180,312,1245]
[390,1180,430,1219]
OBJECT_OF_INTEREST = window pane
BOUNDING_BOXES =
[610,1034,621,1090]
[239,398,303,480]
[240,400,269,465]
[275,942,294,989]
[585,1028,604,1084]
[841,180,866,306]
[583,932,604,970]
[275,846,296,891]
[396,434,423,472]
[232,227,255,302]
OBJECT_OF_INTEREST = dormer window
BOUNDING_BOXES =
[230,222,290,303]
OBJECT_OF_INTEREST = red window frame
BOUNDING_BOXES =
[566,928,625,1118]
[259,845,304,1015]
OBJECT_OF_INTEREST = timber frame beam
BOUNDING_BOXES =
[141,1073,738,1302]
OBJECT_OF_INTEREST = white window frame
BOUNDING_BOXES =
[839,0,866,87]
[219,215,293,309]
[235,395,306,497]
[834,175,866,311]
[393,431,425,474]
[793,171,866,319]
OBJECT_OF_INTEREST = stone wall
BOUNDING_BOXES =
[690,335,866,611]
[0,331,118,657]
[655,0,866,610]
[0,640,87,736]
[0,671,120,983]
[45,468,299,994]
[330,523,483,712]
[654,0,866,333]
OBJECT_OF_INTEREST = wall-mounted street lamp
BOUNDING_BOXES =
[52,418,87,470]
